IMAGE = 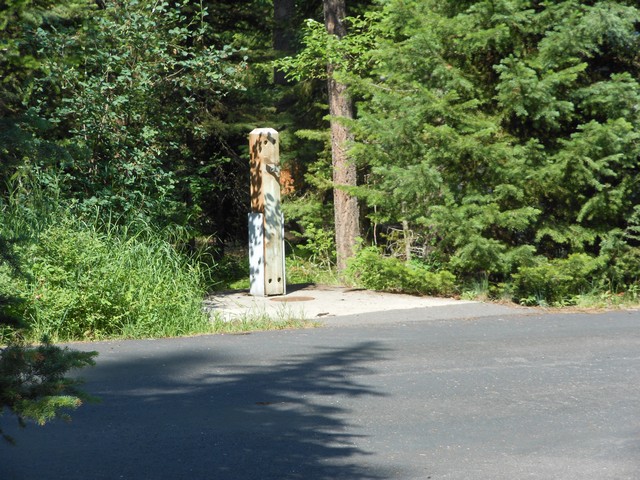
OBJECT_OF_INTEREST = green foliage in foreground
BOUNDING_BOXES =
[11,221,210,341]
[0,192,212,341]
[0,229,97,445]
[0,340,97,444]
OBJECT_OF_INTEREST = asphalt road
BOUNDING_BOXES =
[2,306,639,479]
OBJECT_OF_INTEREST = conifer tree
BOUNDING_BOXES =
[348,0,640,286]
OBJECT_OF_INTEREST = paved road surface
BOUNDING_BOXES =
[2,306,639,479]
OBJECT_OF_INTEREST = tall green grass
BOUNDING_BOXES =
[0,180,212,341]
[22,220,211,340]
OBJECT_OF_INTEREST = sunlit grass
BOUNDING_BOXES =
[209,310,317,334]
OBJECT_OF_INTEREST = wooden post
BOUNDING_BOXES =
[249,128,286,296]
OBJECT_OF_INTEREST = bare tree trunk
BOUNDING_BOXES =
[323,0,359,272]
[273,0,296,85]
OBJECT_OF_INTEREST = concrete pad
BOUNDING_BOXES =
[204,284,478,321]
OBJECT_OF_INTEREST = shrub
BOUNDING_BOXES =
[512,253,603,306]
[598,232,640,290]
[345,246,456,296]
[295,224,336,268]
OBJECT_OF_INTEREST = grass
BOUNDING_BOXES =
[0,186,326,342]
[460,276,491,301]
[210,314,316,334]
[457,277,640,310]
[567,288,640,310]
[286,254,341,286]
[0,187,218,342]
[21,223,214,341]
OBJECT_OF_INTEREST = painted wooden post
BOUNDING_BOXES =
[249,128,286,296]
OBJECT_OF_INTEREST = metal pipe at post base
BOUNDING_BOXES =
[248,128,286,297]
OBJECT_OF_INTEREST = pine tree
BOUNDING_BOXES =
[349,0,640,286]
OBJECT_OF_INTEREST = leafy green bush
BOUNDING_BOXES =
[8,219,210,341]
[28,0,247,226]
[512,253,603,306]
[295,224,336,268]
[345,246,456,296]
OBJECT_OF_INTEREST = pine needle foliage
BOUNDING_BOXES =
[344,0,640,303]
[0,340,97,444]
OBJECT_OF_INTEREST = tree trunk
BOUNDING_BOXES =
[273,0,296,85]
[323,0,359,272]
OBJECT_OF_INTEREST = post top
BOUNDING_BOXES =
[250,127,279,136]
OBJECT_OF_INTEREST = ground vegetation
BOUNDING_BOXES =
[1,0,639,356]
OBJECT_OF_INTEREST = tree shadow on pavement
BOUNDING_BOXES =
[2,337,396,480]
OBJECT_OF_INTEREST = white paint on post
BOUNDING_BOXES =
[248,212,265,297]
